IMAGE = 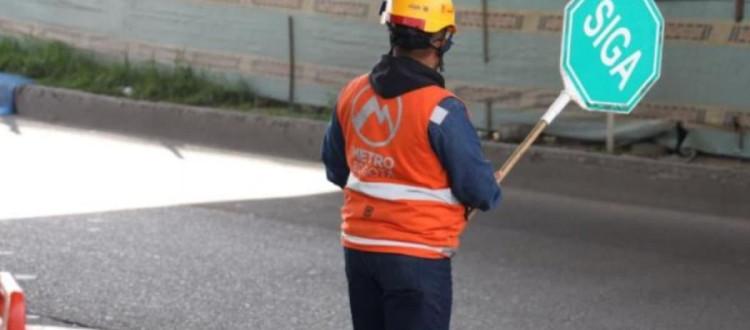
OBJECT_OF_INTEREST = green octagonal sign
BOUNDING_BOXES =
[561,0,665,113]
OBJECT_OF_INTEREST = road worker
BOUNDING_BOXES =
[322,0,501,328]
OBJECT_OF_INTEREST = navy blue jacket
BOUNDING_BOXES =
[322,55,501,211]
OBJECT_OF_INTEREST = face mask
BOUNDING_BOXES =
[434,33,453,72]
[439,34,454,55]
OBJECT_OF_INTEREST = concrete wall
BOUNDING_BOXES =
[0,0,749,130]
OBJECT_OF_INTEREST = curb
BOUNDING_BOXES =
[14,85,750,219]
[14,85,325,161]
[481,143,750,219]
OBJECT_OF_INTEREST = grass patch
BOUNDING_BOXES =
[0,36,331,120]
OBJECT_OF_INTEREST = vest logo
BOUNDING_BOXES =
[351,86,403,148]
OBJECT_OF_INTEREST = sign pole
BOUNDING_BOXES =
[606,113,615,153]
[467,91,570,220]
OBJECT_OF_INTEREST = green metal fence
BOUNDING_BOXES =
[0,0,748,157]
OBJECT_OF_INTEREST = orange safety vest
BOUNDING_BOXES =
[336,74,467,259]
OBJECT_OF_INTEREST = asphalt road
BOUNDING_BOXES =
[2,120,750,330]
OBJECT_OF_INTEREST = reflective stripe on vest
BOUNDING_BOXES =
[342,232,456,257]
[346,174,460,205]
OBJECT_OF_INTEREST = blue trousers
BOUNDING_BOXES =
[344,248,452,330]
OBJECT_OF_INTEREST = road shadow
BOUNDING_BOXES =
[192,191,343,231]
[191,189,750,267]
[160,141,184,159]
[0,116,21,135]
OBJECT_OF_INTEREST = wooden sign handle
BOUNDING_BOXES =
[467,91,570,220]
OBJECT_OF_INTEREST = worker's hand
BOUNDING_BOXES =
[465,171,504,220]
[464,206,476,221]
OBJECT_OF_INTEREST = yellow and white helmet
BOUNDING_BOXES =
[380,0,457,34]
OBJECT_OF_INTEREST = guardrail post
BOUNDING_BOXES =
[0,272,26,330]
[485,100,493,138]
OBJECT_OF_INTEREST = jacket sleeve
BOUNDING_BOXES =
[321,108,350,189]
[428,97,502,211]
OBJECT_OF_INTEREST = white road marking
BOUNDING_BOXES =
[0,251,13,256]
[27,327,95,330]
[0,119,338,220]
[13,274,37,281]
